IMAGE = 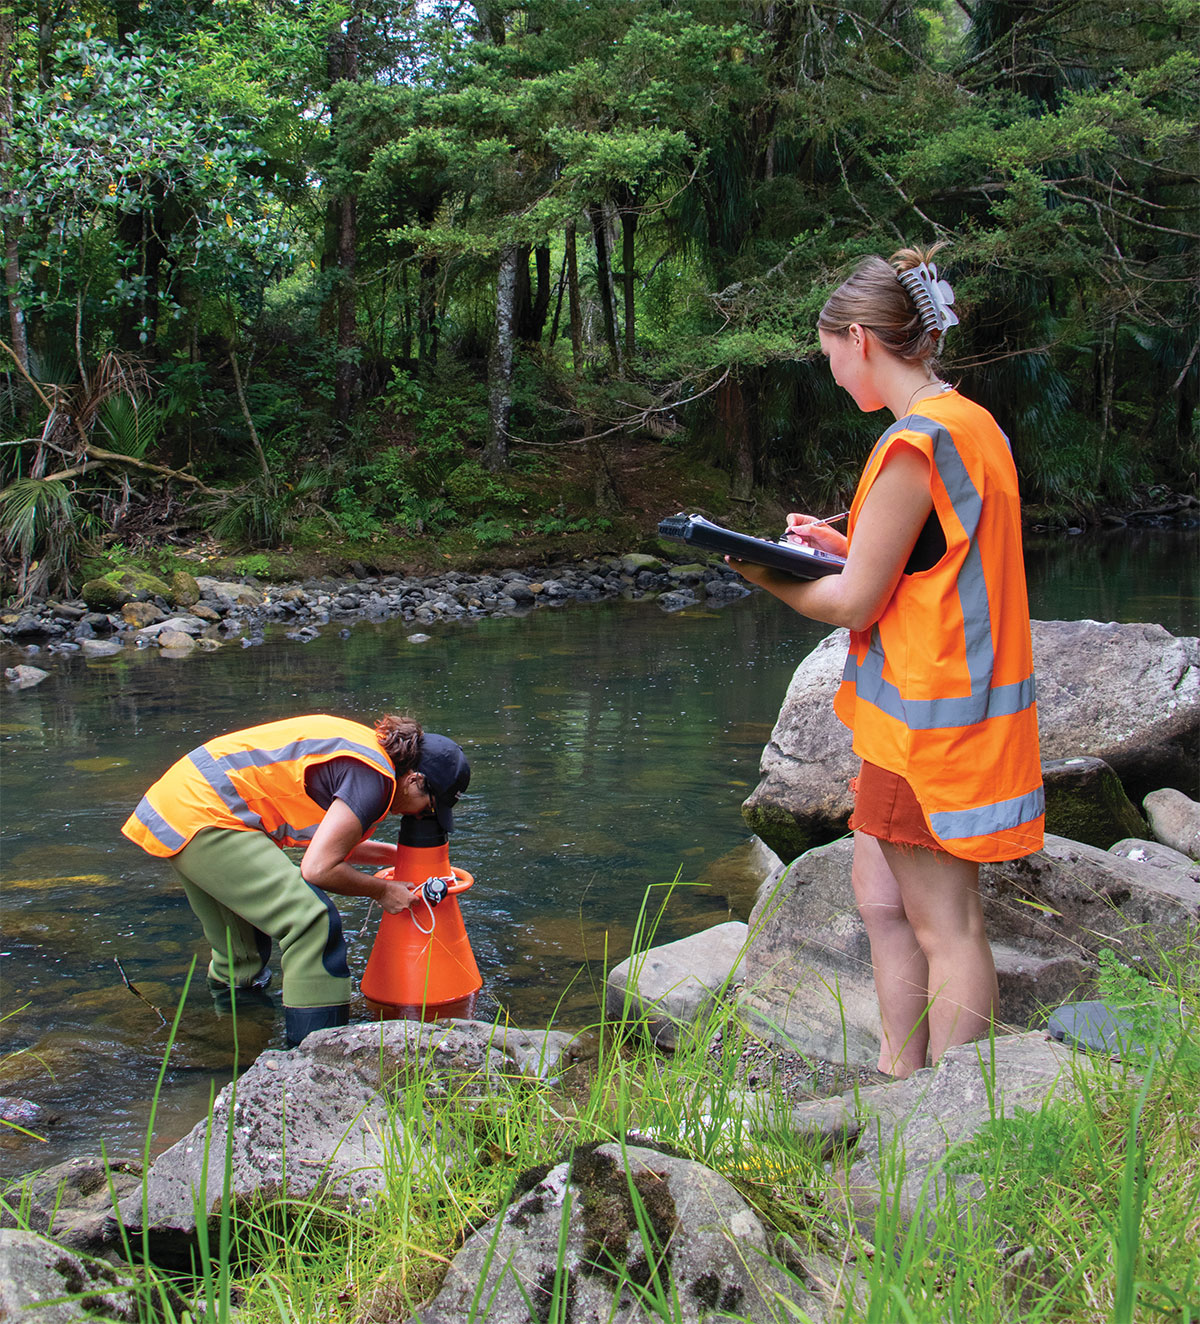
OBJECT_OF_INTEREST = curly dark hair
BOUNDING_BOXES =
[374,714,424,772]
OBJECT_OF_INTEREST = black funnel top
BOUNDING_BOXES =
[398,814,448,848]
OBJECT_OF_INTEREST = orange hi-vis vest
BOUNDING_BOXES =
[833,391,1044,862]
[121,715,397,858]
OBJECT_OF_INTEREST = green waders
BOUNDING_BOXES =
[169,826,351,1045]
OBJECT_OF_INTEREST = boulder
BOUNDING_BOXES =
[0,1156,142,1256]
[194,576,264,608]
[742,621,1199,862]
[121,1019,584,1265]
[157,629,197,651]
[81,639,123,659]
[1041,756,1148,847]
[414,1142,841,1324]
[845,1032,1081,1229]
[120,601,164,629]
[1143,788,1200,859]
[737,838,884,1064]
[605,922,749,1050]
[167,569,200,607]
[620,553,664,575]
[1109,837,1196,875]
[0,1229,139,1322]
[79,568,170,611]
[737,833,1199,1065]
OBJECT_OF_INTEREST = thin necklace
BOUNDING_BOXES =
[901,378,948,416]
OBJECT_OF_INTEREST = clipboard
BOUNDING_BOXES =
[658,512,845,580]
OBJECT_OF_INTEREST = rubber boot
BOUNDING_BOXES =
[284,1003,350,1048]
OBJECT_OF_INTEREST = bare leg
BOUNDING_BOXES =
[851,833,930,1077]
[878,840,998,1063]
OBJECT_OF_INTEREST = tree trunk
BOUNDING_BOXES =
[589,203,622,376]
[566,219,583,377]
[0,10,28,374]
[619,204,636,362]
[484,244,520,472]
[718,374,756,500]
[334,191,358,424]
[418,253,439,365]
[329,11,361,428]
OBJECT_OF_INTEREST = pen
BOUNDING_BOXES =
[780,511,849,543]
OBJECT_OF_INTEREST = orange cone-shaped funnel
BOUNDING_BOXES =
[360,817,482,1021]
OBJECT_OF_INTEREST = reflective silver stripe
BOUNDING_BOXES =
[845,645,1036,729]
[215,735,393,780]
[131,796,187,852]
[188,747,265,832]
[930,786,1046,841]
[188,733,391,841]
[268,821,319,844]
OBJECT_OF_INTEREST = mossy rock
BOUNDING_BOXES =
[168,569,200,607]
[1043,756,1149,849]
[740,800,830,863]
[80,568,171,611]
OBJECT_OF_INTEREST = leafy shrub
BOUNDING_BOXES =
[468,516,517,548]
[444,460,519,511]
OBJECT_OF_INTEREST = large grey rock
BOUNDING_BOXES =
[845,1032,1081,1228]
[737,833,1199,1064]
[1,1156,142,1256]
[122,1019,583,1264]
[1143,788,1200,859]
[194,576,264,608]
[415,1142,841,1324]
[80,638,123,658]
[737,839,880,1064]
[605,922,749,1050]
[982,834,1200,973]
[0,1229,140,1322]
[743,621,1199,862]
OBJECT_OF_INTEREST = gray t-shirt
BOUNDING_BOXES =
[304,756,392,833]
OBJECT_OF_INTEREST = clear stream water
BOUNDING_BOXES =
[1,529,1195,1177]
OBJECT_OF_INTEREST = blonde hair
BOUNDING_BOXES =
[375,714,424,771]
[818,242,952,366]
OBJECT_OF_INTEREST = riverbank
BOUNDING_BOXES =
[0,551,751,665]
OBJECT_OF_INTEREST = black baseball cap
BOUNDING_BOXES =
[418,734,471,833]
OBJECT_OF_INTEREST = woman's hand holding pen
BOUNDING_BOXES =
[784,511,849,557]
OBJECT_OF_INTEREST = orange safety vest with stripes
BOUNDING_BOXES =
[833,390,1044,862]
[121,715,397,858]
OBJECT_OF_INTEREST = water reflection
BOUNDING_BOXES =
[0,528,1194,1174]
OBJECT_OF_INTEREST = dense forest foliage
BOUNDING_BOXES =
[2,0,1197,598]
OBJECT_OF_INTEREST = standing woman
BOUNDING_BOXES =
[122,713,470,1046]
[730,245,1043,1077]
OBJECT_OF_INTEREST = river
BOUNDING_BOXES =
[0,528,1195,1177]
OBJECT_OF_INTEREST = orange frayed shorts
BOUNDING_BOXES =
[848,760,948,854]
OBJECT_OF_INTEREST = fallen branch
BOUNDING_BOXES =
[114,957,168,1027]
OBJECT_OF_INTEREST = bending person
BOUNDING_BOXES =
[121,713,470,1046]
[730,245,1043,1077]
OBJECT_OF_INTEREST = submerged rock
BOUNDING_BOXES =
[4,665,49,688]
